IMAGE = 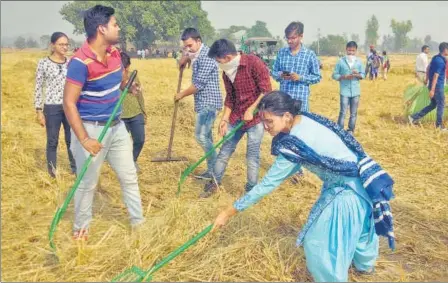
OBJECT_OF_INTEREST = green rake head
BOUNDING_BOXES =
[111,224,213,282]
[111,266,152,282]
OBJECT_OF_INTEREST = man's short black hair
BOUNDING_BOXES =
[285,21,304,36]
[181,28,202,41]
[346,41,358,49]
[83,5,115,40]
[421,45,429,52]
[208,39,238,59]
[439,42,448,53]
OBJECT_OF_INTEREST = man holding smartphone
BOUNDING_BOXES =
[332,41,365,135]
[271,21,321,113]
[271,21,321,184]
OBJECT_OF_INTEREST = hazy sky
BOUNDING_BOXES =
[1,1,447,44]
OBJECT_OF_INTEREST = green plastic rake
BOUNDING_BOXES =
[111,224,213,282]
[48,70,138,254]
[177,109,259,195]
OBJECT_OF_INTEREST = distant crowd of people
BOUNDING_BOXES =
[136,48,172,59]
[339,45,390,81]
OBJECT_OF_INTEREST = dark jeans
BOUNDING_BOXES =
[122,113,146,162]
[337,96,360,131]
[411,88,446,127]
[43,104,76,176]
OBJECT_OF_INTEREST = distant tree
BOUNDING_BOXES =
[60,1,215,50]
[351,34,360,44]
[404,37,424,53]
[40,35,51,48]
[26,37,39,48]
[246,21,273,38]
[390,19,413,52]
[14,36,26,49]
[424,35,431,45]
[310,34,346,56]
[365,15,379,48]
[381,34,394,52]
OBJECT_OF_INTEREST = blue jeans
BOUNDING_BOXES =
[412,88,446,127]
[195,106,218,174]
[70,121,145,232]
[213,122,264,190]
[122,113,146,162]
[337,96,360,131]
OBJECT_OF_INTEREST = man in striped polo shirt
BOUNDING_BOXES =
[63,5,144,240]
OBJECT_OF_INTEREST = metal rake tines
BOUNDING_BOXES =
[111,224,213,282]
[111,265,151,282]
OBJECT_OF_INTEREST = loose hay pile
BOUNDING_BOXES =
[1,50,448,282]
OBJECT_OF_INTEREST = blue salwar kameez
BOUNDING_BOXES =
[234,115,379,282]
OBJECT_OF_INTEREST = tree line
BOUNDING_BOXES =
[4,2,440,56]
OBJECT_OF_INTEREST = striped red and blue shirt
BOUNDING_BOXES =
[66,41,123,122]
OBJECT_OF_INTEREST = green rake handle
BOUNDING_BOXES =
[111,224,213,282]
[48,70,138,253]
[177,109,259,195]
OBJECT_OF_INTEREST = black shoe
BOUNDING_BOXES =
[199,181,218,198]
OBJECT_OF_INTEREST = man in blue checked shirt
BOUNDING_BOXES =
[271,21,322,113]
[271,21,321,185]
[175,28,223,180]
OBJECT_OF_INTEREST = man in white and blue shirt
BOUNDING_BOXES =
[271,21,321,112]
[332,41,365,134]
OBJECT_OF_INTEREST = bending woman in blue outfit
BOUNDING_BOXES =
[212,91,395,282]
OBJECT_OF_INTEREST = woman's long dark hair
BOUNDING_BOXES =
[258,90,302,117]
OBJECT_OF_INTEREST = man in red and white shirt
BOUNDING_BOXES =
[200,39,272,198]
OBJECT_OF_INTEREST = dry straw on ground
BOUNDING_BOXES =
[1,50,447,282]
